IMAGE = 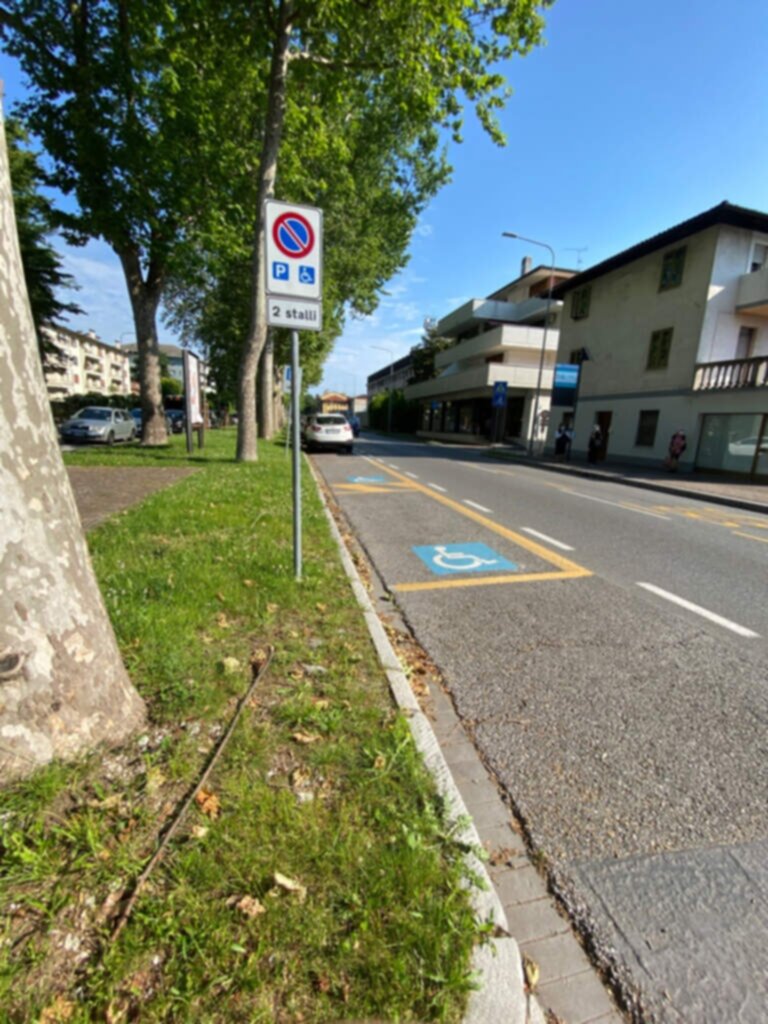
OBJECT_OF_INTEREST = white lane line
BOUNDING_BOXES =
[637,582,760,638]
[464,499,493,513]
[521,527,575,552]
[427,482,447,493]
[569,490,671,520]
[405,471,419,479]
[388,464,400,470]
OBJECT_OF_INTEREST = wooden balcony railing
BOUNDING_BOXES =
[692,356,768,391]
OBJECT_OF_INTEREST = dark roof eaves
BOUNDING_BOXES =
[551,201,768,298]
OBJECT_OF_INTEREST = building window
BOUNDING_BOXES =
[647,328,673,370]
[570,286,591,320]
[635,410,659,447]
[750,242,768,273]
[659,246,686,291]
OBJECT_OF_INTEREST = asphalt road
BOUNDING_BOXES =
[311,435,768,1024]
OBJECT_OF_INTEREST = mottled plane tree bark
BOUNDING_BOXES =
[0,105,145,782]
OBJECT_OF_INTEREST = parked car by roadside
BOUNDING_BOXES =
[60,406,135,445]
[166,409,186,433]
[130,407,174,435]
[301,413,354,453]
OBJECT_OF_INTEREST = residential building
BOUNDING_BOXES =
[550,202,768,477]
[367,352,414,398]
[42,324,132,400]
[123,343,185,384]
[319,390,350,413]
[403,261,576,444]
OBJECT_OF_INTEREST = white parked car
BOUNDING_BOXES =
[302,413,354,453]
[727,436,759,457]
[60,406,136,445]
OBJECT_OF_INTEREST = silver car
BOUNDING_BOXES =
[60,406,136,445]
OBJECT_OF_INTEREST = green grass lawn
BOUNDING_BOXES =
[0,430,483,1022]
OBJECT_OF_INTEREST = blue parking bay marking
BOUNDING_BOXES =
[348,475,388,484]
[412,543,518,576]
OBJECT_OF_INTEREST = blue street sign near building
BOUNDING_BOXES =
[412,543,518,576]
[492,381,508,409]
[552,364,580,407]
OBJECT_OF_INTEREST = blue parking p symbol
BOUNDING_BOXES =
[273,261,289,281]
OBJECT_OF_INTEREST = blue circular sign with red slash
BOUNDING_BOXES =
[273,212,315,259]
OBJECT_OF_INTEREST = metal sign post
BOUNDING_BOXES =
[291,330,302,579]
[264,199,323,582]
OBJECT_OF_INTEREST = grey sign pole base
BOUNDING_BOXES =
[291,329,302,581]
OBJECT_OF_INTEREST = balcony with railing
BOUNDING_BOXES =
[736,265,768,316]
[692,356,768,391]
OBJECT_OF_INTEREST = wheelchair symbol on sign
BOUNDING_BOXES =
[299,266,315,284]
[432,545,499,570]
[411,542,518,576]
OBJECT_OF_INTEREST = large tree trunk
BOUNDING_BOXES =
[0,107,145,783]
[236,0,295,462]
[119,247,168,446]
[257,335,275,439]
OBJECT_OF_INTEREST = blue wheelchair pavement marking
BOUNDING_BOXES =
[273,261,289,280]
[348,475,387,483]
[412,543,518,576]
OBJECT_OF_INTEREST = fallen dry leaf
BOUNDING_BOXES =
[220,656,241,675]
[273,871,307,902]
[250,647,269,669]
[315,602,327,612]
[195,788,221,819]
[311,697,330,710]
[242,579,254,588]
[292,731,321,745]
[373,754,386,770]
[266,603,279,614]
[216,612,232,629]
[234,895,266,919]
[522,953,540,992]
[39,996,75,1023]
[191,825,209,840]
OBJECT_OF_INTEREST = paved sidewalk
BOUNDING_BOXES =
[67,465,197,529]
[487,450,768,514]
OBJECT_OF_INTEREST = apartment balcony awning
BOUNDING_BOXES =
[434,322,558,370]
[405,362,554,401]
[436,296,554,338]
[735,265,768,316]
[693,356,768,391]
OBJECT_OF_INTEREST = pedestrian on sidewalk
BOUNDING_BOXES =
[666,429,687,471]
[588,424,602,463]
[554,423,568,460]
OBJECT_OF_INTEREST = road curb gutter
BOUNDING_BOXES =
[309,460,544,1024]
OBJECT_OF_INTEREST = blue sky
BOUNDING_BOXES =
[3,0,768,396]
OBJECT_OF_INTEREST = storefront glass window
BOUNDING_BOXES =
[696,413,764,473]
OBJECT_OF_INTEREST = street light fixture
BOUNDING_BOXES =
[502,231,556,457]
[372,344,395,434]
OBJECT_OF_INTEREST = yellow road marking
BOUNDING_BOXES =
[357,457,592,589]
[395,570,588,593]
[335,482,415,494]
[732,531,768,545]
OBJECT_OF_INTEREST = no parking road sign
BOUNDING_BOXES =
[265,200,323,302]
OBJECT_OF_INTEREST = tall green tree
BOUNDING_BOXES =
[409,322,455,383]
[233,0,552,461]
[6,117,81,366]
[2,0,265,444]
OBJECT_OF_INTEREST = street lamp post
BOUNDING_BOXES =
[502,231,556,457]
[372,344,395,434]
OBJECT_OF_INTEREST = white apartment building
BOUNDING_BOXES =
[42,324,132,400]
[404,261,576,444]
[550,202,768,476]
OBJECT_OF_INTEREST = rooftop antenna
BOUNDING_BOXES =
[565,246,588,270]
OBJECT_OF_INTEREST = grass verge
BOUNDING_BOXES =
[1,431,484,1022]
